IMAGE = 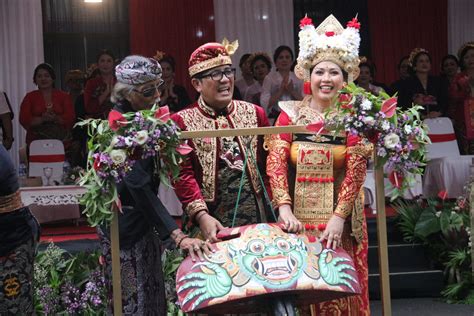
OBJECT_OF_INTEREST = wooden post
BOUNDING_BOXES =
[110,211,123,315]
[470,158,474,278]
[374,157,392,315]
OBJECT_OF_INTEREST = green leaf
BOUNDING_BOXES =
[414,209,440,238]
[440,212,450,237]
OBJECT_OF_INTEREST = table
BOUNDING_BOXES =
[20,185,86,223]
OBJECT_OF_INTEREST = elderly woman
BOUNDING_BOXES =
[0,144,40,314]
[99,55,211,314]
[266,15,371,315]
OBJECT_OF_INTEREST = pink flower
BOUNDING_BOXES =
[381,97,397,118]
[176,143,193,155]
[108,110,127,131]
[299,15,313,29]
[154,106,170,121]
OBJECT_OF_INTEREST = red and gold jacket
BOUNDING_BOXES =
[266,99,372,242]
[171,98,270,220]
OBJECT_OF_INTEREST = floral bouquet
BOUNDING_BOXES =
[77,105,191,227]
[323,83,430,198]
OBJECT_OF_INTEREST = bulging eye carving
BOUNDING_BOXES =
[275,238,290,251]
[248,240,265,254]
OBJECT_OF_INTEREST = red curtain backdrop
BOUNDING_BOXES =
[367,0,447,86]
[129,0,216,100]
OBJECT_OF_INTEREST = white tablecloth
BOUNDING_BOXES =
[20,185,86,223]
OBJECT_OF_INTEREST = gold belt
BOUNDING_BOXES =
[0,191,23,214]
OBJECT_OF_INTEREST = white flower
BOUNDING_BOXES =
[363,116,375,126]
[135,131,149,145]
[377,147,387,157]
[354,121,363,128]
[382,121,391,131]
[451,211,456,215]
[361,99,372,111]
[404,125,412,134]
[384,133,400,149]
[110,136,120,147]
[124,137,133,147]
[435,211,441,217]
[110,149,127,165]
[110,170,118,178]
[154,144,161,152]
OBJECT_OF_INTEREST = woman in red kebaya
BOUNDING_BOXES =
[84,49,117,119]
[19,63,75,146]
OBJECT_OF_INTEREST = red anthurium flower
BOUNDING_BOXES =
[347,17,361,29]
[317,223,326,231]
[108,110,127,131]
[154,106,170,121]
[381,97,397,118]
[176,143,193,155]
[305,223,311,230]
[114,198,123,213]
[307,235,316,243]
[338,93,353,109]
[437,190,448,201]
[93,156,101,171]
[388,170,403,189]
[325,31,335,37]
[299,15,313,29]
[306,121,325,133]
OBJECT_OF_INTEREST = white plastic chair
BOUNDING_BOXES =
[423,118,474,198]
[29,139,65,185]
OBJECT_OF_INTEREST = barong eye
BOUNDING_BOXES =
[248,240,265,254]
[275,238,290,251]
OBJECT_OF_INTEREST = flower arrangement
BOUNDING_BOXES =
[77,105,191,227]
[323,83,430,198]
[34,243,107,315]
[394,186,472,303]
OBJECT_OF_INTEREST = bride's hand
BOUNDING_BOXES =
[278,204,303,233]
[320,215,345,249]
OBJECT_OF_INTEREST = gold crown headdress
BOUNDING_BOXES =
[408,48,429,67]
[295,14,361,88]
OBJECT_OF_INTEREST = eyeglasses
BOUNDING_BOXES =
[133,79,164,97]
[199,68,236,81]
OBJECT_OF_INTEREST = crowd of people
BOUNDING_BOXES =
[1,11,474,316]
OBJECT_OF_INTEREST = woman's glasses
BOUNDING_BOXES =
[133,79,164,98]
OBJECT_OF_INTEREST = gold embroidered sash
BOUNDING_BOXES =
[293,142,334,225]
